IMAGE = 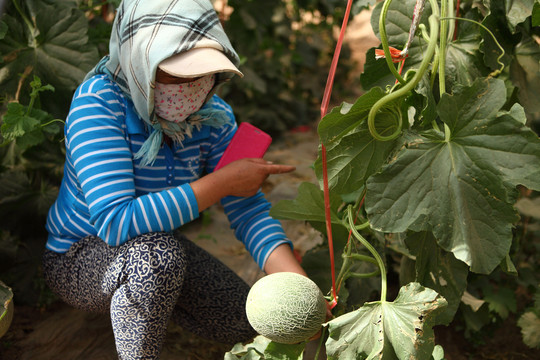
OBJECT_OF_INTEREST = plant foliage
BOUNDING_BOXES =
[266,0,540,358]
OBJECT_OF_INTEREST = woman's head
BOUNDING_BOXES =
[85,0,242,165]
[86,0,241,121]
[154,46,243,116]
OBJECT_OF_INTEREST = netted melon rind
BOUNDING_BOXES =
[246,272,327,344]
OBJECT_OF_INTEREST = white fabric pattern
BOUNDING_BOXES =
[154,75,216,123]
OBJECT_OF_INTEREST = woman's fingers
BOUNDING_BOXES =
[263,162,296,174]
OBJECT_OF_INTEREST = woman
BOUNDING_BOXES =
[42,1,306,358]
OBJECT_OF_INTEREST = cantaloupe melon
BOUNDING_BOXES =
[245,272,327,344]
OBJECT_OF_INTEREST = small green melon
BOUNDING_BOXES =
[245,272,327,344]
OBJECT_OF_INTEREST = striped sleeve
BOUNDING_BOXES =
[66,79,199,247]
[204,97,293,270]
[221,193,293,270]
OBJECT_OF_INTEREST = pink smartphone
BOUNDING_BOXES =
[215,122,272,170]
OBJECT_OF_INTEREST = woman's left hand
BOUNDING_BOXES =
[190,158,295,212]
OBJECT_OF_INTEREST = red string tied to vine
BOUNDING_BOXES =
[319,0,354,310]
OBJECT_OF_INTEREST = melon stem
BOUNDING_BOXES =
[346,206,388,302]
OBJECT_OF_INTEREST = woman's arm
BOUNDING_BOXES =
[190,158,295,212]
[263,243,306,275]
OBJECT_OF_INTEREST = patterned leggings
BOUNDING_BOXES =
[42,232,256,359]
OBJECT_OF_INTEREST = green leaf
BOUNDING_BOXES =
[264,341,306,360]
[505,0,535,31]
[353,0,379,15]
[1,103,40,142]
[533,1,540,26]
[499,254,518,275]
[1,102,55,151]
[441,79,539,192]
[0,21,7,41]
[325,282,447,360]
[365,78,540,274]
[431,345,445,360]
[510,32,540,119]
[459,300,491,335]
[484,287,517,320]
[270,182,343,228]
[314,88,400,194]
[224,336,306,360]
[408,75,437,127]
[445,9,492,88]
[405,232,469,325]
[481,3,515,70]
[225,335,271,360]
[0,1,98,101]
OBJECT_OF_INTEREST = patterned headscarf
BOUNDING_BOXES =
[85,0,241,165]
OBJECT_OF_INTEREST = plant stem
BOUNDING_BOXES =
[25,93,36,117]
[378,0,406,85]
[368,14,440,141]
[439,0,448,96]
[335,234,353,294]
[314,326,327,359]
[345,253,378,264]
[346,206,388,302]
[41,119,65,127]
[11,0,37,47]
[347,269,381,279]
[447,0,455,42]
[439,0,453,142]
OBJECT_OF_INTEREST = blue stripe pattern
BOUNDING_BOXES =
[46,75,292,269]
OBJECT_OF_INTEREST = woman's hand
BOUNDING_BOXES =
[219,158,295,197]
[190,158,295,212]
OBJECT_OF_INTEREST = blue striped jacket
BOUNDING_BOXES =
[45,74,292,269]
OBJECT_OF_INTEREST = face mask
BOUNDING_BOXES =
[154,74,215,123]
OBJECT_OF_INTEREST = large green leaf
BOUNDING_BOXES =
[325,282,447,360]
[405,231,469,325]
[365,78,540,274]
[314,88,400,195]
[0,1,98,101]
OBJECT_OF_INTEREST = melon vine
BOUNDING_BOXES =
[247,0,540,359]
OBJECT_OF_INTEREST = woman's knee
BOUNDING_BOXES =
[126,232,187,279]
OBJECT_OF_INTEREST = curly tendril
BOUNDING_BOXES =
[368,14,440,141]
